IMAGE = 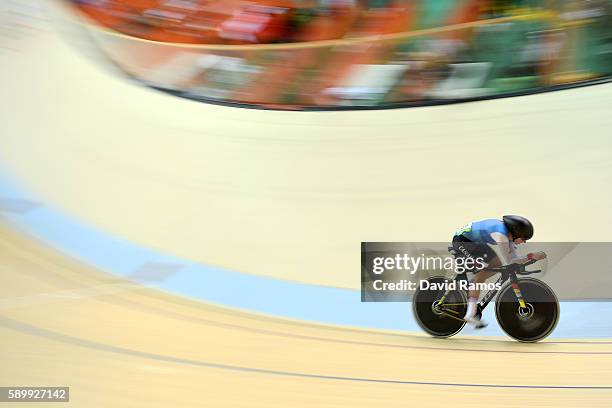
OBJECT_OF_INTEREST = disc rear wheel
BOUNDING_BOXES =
[412,277,467,338]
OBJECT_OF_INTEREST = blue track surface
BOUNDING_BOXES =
[1,165,610,338]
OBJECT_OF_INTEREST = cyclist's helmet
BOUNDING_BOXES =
[502,215,534,240]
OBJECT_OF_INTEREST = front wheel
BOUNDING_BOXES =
[495,278,559,342]
[412,276,467,338]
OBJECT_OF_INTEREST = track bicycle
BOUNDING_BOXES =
[412,255,559,342]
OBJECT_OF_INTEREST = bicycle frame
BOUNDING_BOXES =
[438,259,541,316]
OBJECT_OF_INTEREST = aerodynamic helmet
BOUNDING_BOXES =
[502,215,534,240]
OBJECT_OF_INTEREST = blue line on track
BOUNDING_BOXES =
[1,165,611,338]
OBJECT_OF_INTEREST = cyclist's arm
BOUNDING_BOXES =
[488,232,514,266]
[488,232,536,265]
[488,232,546,265]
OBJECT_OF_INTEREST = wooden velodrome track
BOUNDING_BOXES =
[0,0,611,290]
[1,1,612,406]
[1,221,612,407]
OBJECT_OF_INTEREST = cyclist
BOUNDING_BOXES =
[452,215,546,328]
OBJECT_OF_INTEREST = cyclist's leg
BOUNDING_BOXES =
[458,240,501,328]
[468,256,502,300]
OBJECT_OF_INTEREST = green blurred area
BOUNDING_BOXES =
[69,0,612,108]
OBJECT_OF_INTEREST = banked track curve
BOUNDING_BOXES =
[1,222,612,407]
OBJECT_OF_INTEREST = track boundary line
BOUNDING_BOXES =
[2,316,611,390]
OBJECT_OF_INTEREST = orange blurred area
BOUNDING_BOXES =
[61,0,611,109]
[73,0,371,44]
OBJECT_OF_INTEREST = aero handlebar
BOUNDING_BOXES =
[487,258,542,275]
